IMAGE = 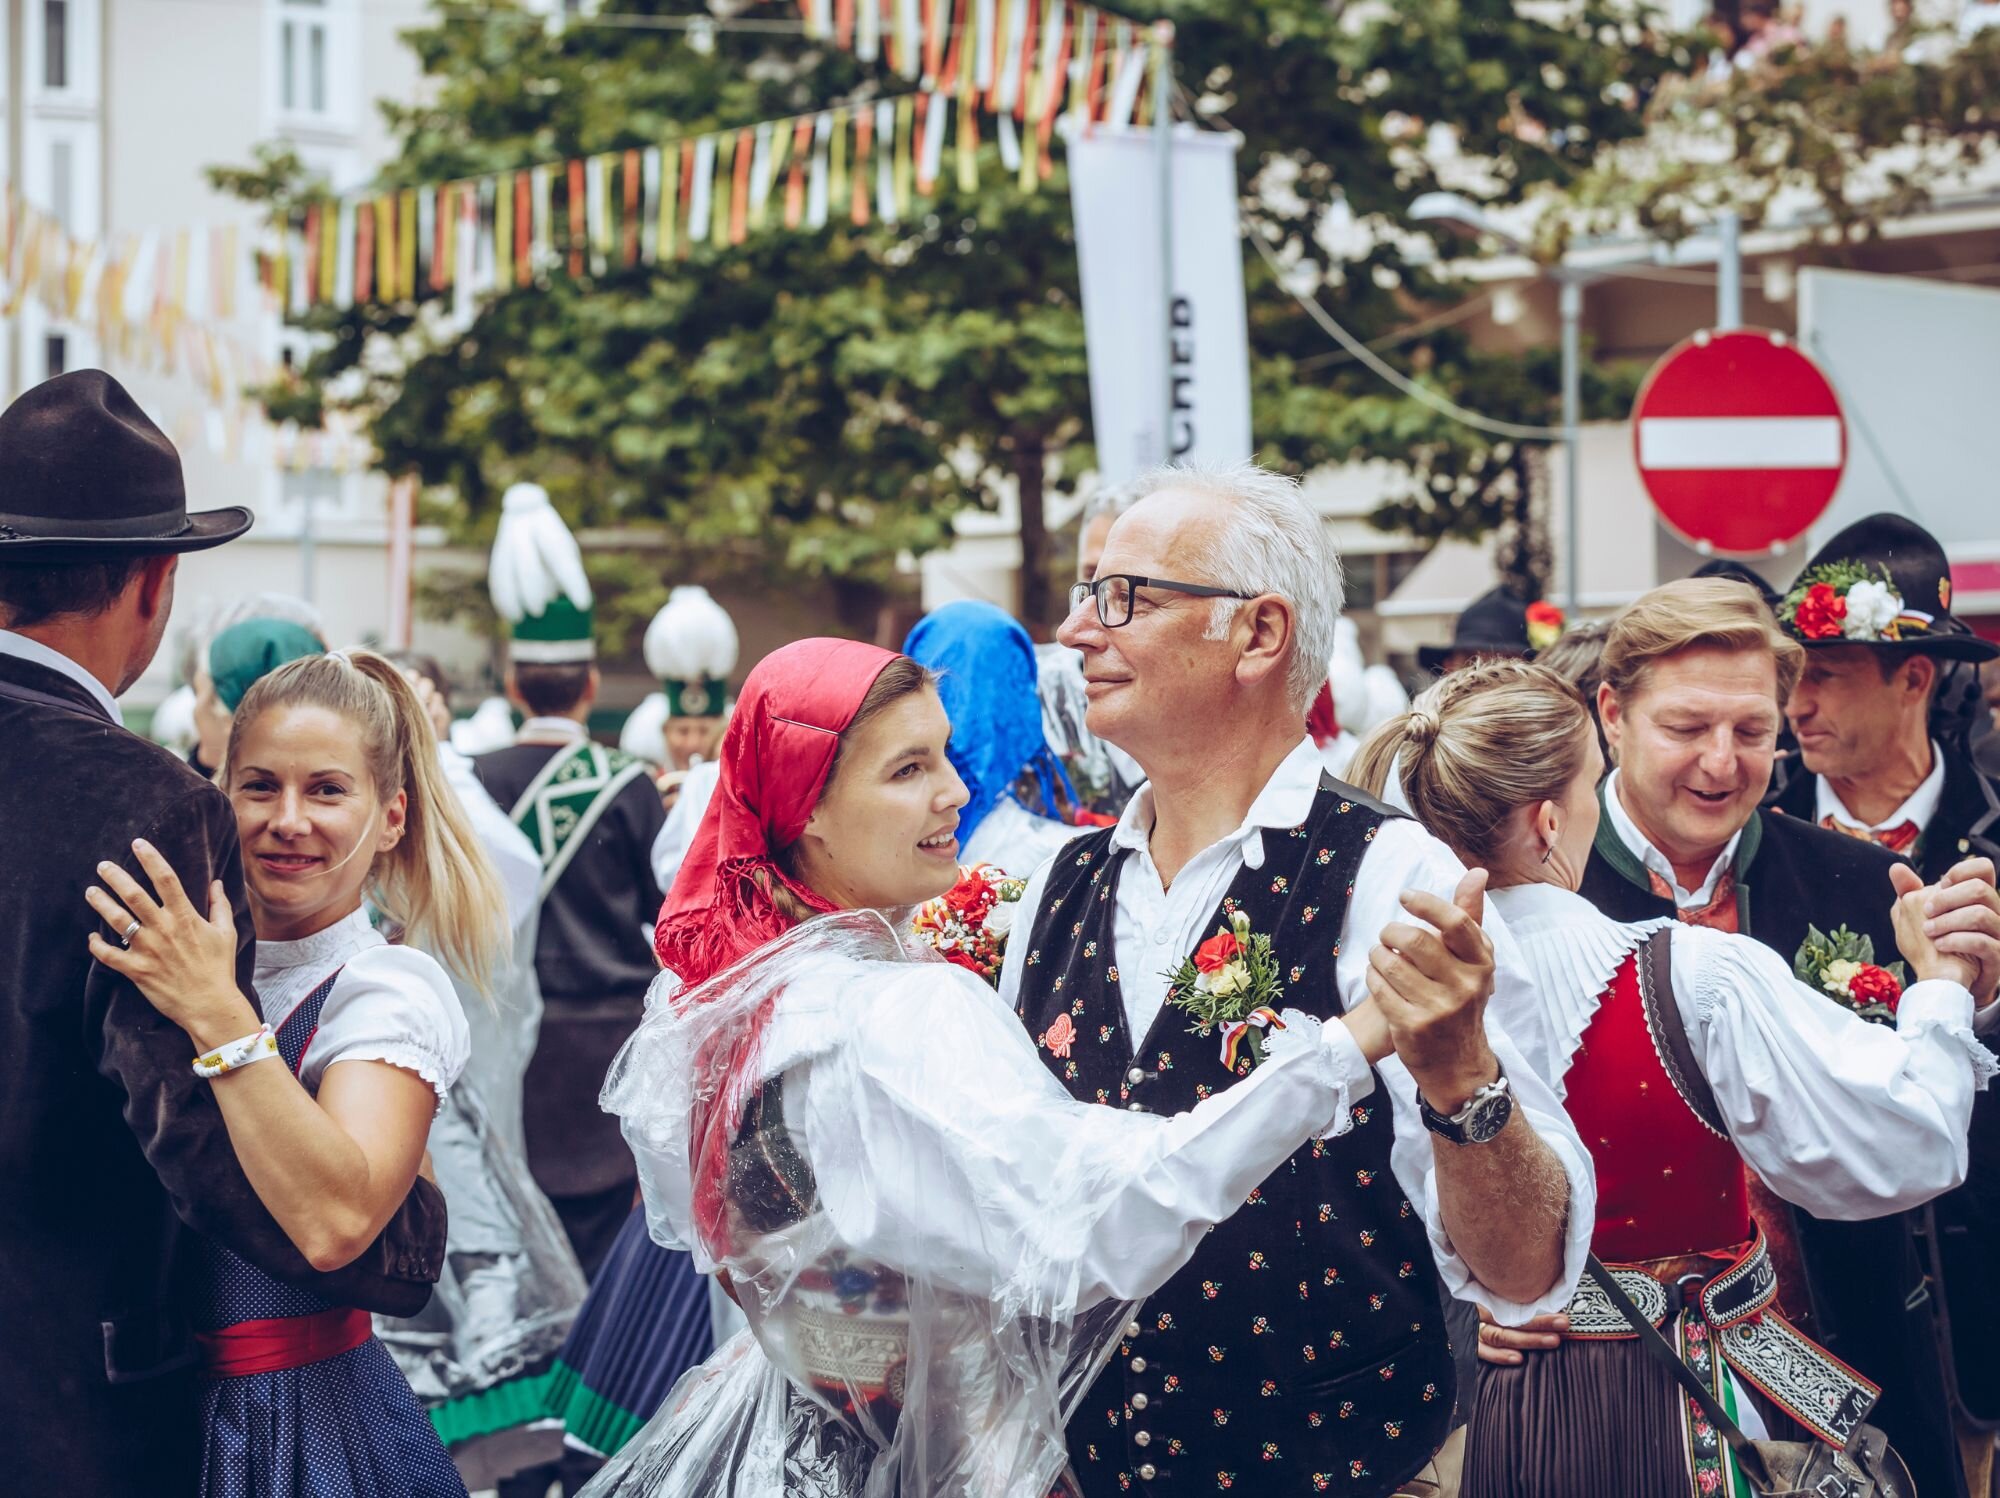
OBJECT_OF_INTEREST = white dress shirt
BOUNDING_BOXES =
[1602,766,1742,907]
[651,758,722,894]
[997,737,1597,1324]
[0,627,124,724]
[1494,880,1998,1216]
[1815,740,1947,840]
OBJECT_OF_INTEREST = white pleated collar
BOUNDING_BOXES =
[1488,881,1669,1098]
[253,907,383,1031]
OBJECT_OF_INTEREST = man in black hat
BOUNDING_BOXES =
[1418,583,1565,674]
[0,371,447,1497]
[1765,511,2000,1492]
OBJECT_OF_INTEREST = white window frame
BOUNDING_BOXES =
[27,0,100,110]
[268,0,358,138]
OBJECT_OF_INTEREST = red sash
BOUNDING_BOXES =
[196,1305,373,1379]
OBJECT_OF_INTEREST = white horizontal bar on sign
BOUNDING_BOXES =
[1637,416,1843,470]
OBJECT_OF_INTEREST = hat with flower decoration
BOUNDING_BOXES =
[488,483,595,663]
[1779,513,1996,663]
[645,585,739,718]
[1418,585,1564,673]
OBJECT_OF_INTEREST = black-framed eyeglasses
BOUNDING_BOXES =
[1068,574,1254,629]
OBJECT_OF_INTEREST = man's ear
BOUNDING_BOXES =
[134,554,177,625]
[1235,595,1294,691]
[1903,653,1938,703]
[1597,682,1624,754]
[583,665,602,708]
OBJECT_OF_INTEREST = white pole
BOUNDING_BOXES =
[1560,278,1582,615]
[1152,23,1175,465]
[1717,208,1742,331]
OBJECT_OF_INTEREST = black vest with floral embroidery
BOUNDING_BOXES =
[1014,778,1456,1498]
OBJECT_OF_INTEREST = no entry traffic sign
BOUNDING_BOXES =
[1631,328,1846,554]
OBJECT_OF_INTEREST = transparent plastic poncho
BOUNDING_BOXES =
[378,912,589,1408]
[583,908,1346,1498]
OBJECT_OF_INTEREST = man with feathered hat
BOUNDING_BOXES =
[468,484,666,1279]
[1764,511,2000,1490]
[638,586,739,890]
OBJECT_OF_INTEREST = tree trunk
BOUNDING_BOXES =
[1015,432,1052,635]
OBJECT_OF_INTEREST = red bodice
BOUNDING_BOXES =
[1563,951,1751,1263]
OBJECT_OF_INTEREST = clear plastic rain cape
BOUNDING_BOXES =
[582,908,1343,1498]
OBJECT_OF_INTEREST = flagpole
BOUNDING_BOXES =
[1152,21,1175,466]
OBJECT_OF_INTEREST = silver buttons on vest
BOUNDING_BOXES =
[1138,1462,1158,1480]
[1131,1392,1149,1411]
[1134,1430,1152,1447]
[1126,1319,1143,1338]
[1126,1066,1145,1085]
[1130,1356,1147,1373]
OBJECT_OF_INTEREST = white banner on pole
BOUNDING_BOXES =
[1068,124,1252,484]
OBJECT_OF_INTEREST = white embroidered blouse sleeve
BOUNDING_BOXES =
[790,964,1374,1310]
[1672,922,1995,1218]
[1333,819,1597,1326]
[298,945,472,1108]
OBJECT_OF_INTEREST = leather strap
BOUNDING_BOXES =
[1637,926,1729,1138]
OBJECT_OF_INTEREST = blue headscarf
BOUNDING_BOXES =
[903,600,1075,846]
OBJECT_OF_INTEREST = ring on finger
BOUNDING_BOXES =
[120,919,142,946]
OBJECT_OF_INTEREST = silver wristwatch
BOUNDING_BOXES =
[1418,1069,1513,1145]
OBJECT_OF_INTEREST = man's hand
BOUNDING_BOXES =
[1365,868,1499,1112]
[1892,856,2000,1006]
[1475,1304,1567,1367]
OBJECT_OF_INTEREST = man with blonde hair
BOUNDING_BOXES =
[999,460,1596,1498]
[1565,574,1981,1498]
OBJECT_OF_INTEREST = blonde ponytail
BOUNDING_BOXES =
[1350,661,1593,869]
[228,648,510,994]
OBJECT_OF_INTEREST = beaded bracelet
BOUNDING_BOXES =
[192,1025,280,1080]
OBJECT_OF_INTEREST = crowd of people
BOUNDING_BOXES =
[4,366,2000,1498]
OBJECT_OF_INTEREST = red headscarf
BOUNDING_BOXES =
[655,636,901,986]
[1306,681,1340,749]
[652,637,903,1257]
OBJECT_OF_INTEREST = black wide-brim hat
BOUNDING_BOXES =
[1783,512,1998,664]
[1419,585,1550,672]
[0,370,252,559]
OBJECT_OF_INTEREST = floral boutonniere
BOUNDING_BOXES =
[1793,923,1906,1024]
[1165,908,1288,1068]
[1525,600,1566,653]
[1781,561,1933,645]
[912,863,1028,988]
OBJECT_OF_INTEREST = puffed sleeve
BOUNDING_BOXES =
[1675,922,1998,1218]
[299,944,472,1108]
[784,962,1376,1314]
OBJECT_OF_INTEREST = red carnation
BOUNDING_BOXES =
[1193,931,1243,975]
[1847,964,1902,1012]
[1794,582,1847,641]
[943,871,996,922]
[943,948,989,978]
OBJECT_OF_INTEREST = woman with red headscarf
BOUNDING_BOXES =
[578,639,1401,1497]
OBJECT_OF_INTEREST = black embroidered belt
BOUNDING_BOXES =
[1560,1230,1878,1448]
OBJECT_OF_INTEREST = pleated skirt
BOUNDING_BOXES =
[543,1205,715,1460]
[198,1337,469,1498]
[1461,1336,1802,1498]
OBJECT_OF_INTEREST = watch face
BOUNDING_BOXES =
[1463,1089,1513,1144]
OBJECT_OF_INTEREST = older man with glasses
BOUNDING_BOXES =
[997,461,1592,1498]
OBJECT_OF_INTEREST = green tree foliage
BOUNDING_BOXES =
[215,0,1695,629]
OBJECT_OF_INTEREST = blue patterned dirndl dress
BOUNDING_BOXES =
[193,968,468,1498]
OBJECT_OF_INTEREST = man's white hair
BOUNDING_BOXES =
[1125,460,1343,712]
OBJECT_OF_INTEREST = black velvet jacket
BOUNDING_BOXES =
[0,652,447,1497]
[1767,745,2000,884]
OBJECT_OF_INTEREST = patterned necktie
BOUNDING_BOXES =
[1646,868,1740,934]
[1819,814,1921,857]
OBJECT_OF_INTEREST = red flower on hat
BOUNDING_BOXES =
[1847,965,1902,1012]
[1525,601,1565,652]
[1194,931,1243,975]
[1794,582,1847,641]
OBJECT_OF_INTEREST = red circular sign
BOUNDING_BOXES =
[1631,328,1846,555]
